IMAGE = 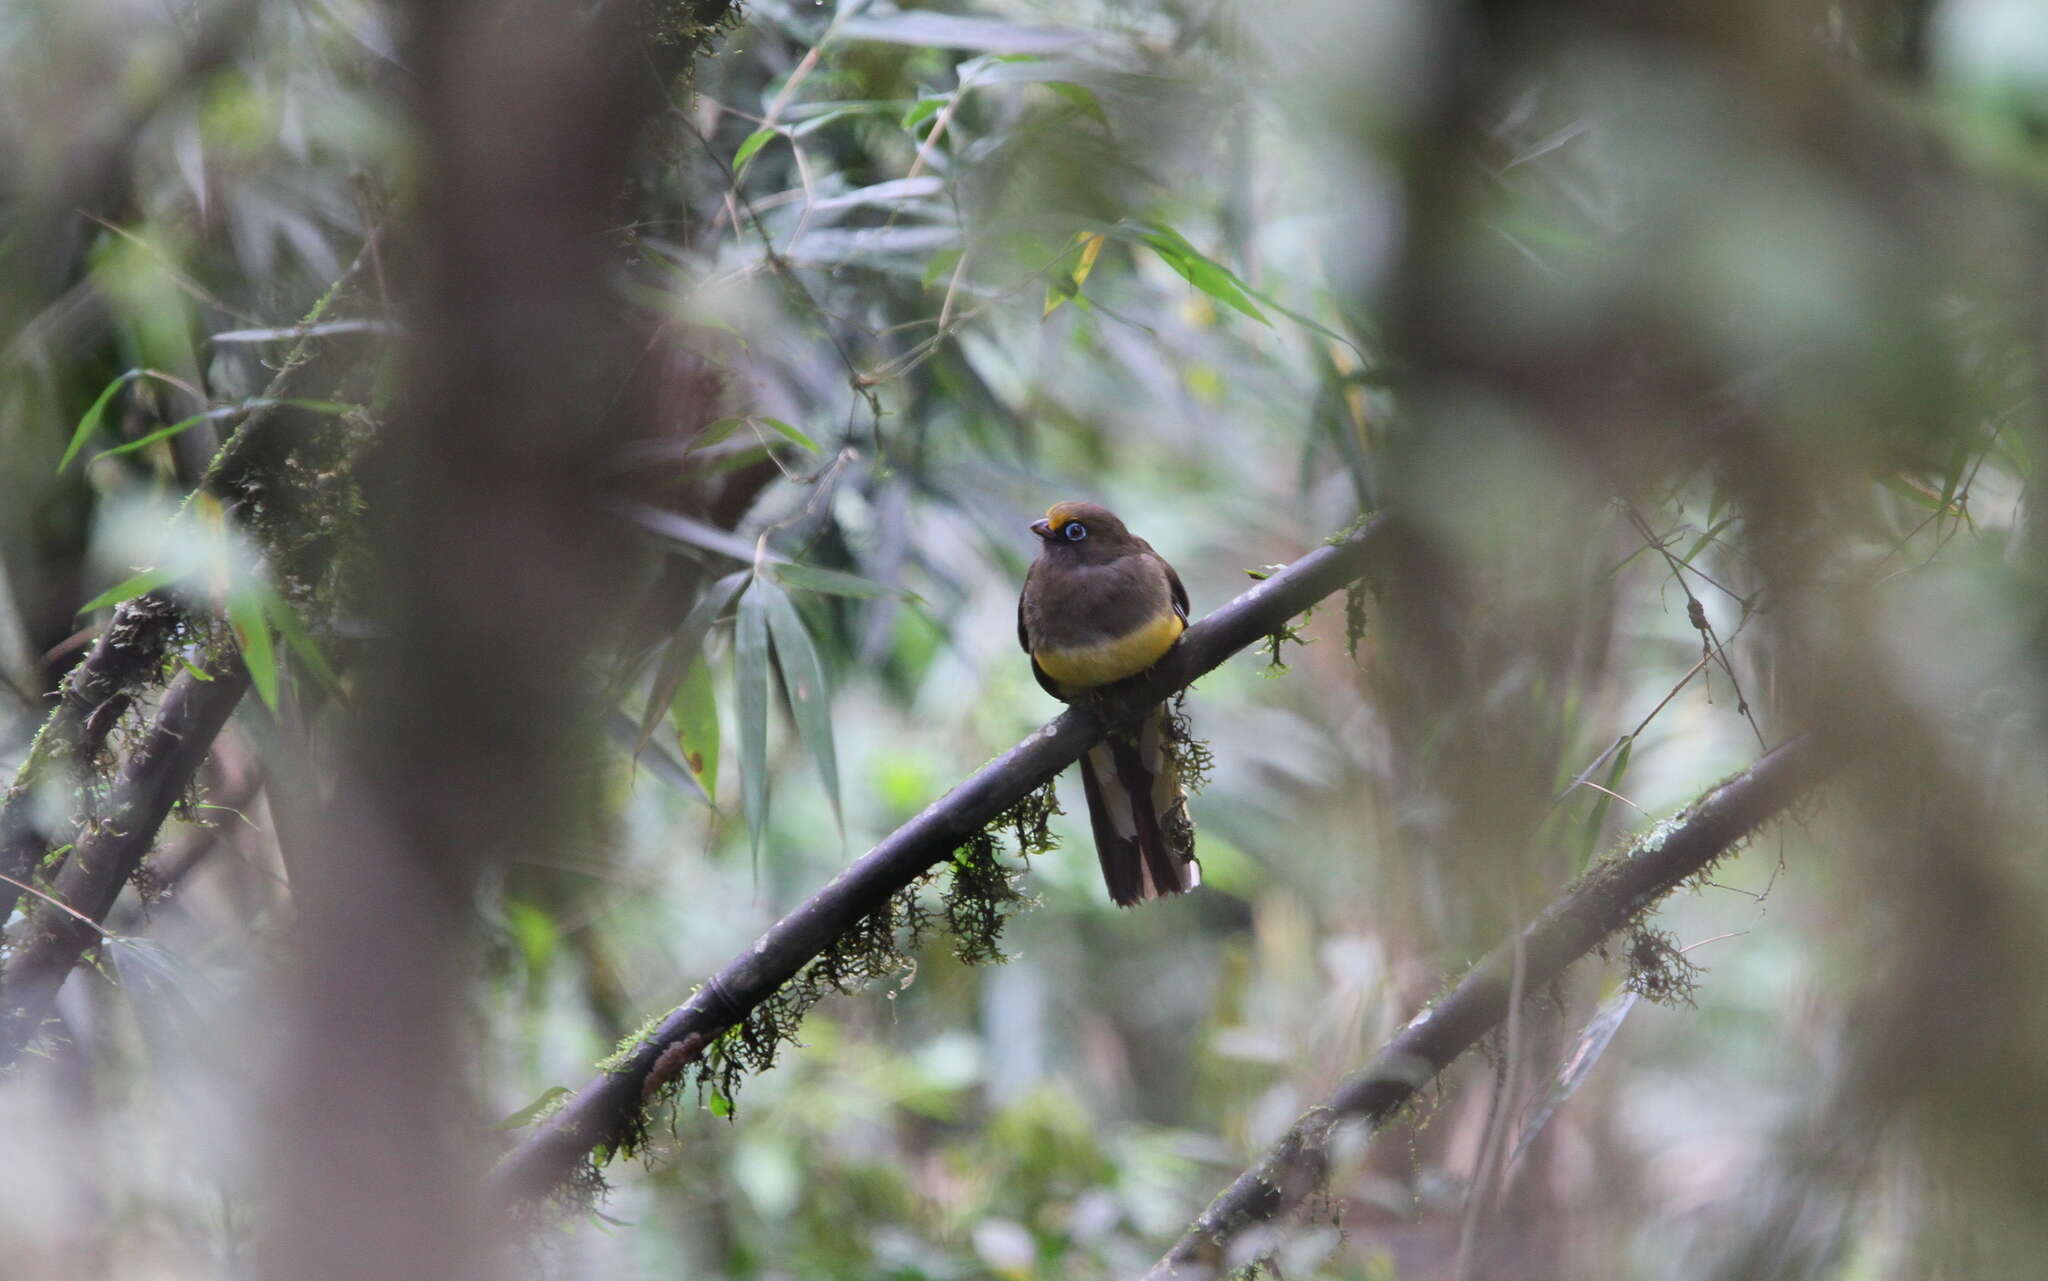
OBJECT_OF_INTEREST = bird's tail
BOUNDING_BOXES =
[1078,706,1200,907]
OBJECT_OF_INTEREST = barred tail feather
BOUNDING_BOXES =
[1079,707,1199,907]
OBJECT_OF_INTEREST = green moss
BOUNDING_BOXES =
[599,1009,672,1075]
[1262,610,1312,675]
[1344,581,1369,662]
[643,0,745,52]
[603,781,1065,1171]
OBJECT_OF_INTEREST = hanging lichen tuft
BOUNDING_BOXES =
[598,780,1066,1159]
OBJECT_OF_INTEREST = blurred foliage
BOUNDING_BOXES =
[3,0,2048,1279]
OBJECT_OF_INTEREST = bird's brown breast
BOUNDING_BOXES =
[1022,551,1181,691]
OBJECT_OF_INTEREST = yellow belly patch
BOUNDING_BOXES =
[1035,611,1185,691]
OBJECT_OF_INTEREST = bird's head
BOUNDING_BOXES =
[1030,501,1134,564]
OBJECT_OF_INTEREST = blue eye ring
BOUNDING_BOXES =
[1062,521,1087,541]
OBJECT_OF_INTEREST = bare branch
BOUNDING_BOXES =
[491,516,1390,1205]
[1140,734,1836,1280]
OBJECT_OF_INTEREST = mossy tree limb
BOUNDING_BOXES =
[1139,734,1837,1281]
[0,591,185,924]
[0,658,252,1066]
[491,514,1393,1207]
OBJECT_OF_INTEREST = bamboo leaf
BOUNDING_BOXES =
[1508,988,1640,1173]
[1679,516,1738,567]
[60,369,143,472]
[1576,735,1633,870]
[901,96,946,132]
[636,570,749,758]
[691,417,746,451]
[735,579,773,860]
[77,567,179,616]
[1046,230,1106,316]
[494,1086,571,1131]
[228,588,279,710]
[769,561,919,601]
[258,586,342,695]
[760,579,841,831]
[605,710,708,804]
[755,416,820,453]
[620,503,762,562]
[733,127,778,172]
[90,410,213,463]
[1139,225,1269,324]
[671,656,721,799]
[1044,81,1108,128]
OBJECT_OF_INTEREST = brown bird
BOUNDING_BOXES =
[1017,502,1200,906]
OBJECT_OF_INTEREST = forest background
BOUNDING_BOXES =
[3,0,2047,1278]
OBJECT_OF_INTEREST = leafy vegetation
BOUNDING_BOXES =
[4,0,2048,1279]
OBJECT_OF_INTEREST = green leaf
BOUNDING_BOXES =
[90,409,213,463]
[504,899,560,973]
[733,127,777,172]
[900,97,946,132]
[76,567,180,615]
[1244,287,1362,356]
[770,561,920,601]
[60,369,143,472]
[709,1089,733,1118]
[258,586,342,695]
[921,248,963,288]
[274,398,362,415]
[1678,516,1738,567]
[228,588,279,711]
[755,417,820,453]
[1576,735,1632,870]
[760,580,840,832]
[1139,227,1269,324]
[88,397,358,466]
[691,417,746,451]
[671,656,721,801]
[608,710,709,804]
[636,570,749,760]
[735,579,773,862]
[1044,81,1108,127]
[1877,473,1949,511]
[494,1086,570,1131]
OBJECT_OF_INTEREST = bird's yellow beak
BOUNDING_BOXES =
[1030,518,1054,539]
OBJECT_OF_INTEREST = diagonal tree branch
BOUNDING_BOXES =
[0,658,252,1067]
[491,515,1391,1205]
[0,593,185,924]
[1140,733,1839,1280]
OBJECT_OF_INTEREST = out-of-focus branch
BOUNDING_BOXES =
[492,515,1389,1206]
[0,659,251,1067]
[1141,734,1837,1280]
[0,230,374,928]
[0,594,184,924]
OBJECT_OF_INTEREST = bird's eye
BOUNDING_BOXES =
[1063,521,1087,541]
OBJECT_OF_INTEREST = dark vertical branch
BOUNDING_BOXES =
[255,1,665,1278]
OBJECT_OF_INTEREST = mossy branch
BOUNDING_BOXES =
[490,514,1393,1207]
[0,658,252,1067]
[1139,734,1837,1281]
[0,593,185,925]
